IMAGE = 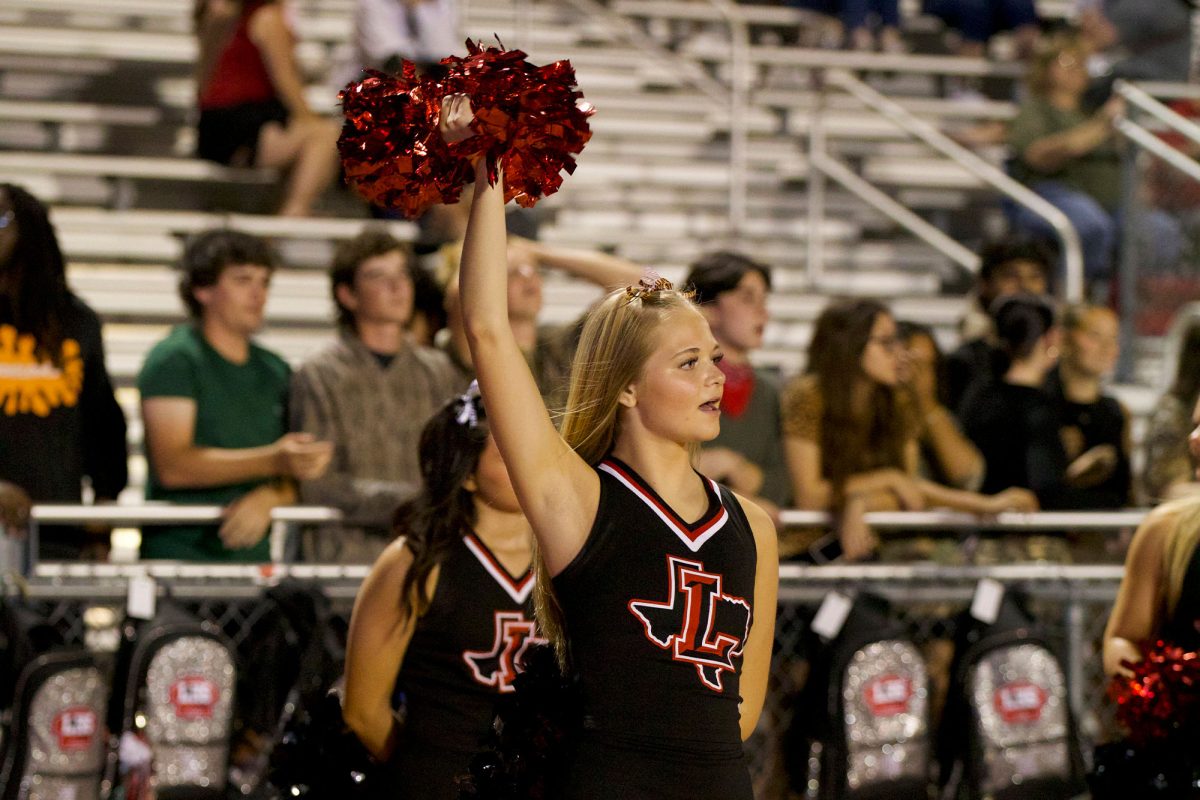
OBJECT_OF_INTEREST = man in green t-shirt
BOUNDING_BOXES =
[137,229,333,561]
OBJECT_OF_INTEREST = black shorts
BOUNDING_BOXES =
[196,98,288,166]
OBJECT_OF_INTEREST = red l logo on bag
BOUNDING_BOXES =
[994,681,1047,724]
[864,675,913,717]
[52,707,97,751]
[169,676,219,719]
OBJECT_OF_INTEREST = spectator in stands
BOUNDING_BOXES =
[789,0,904,51]
[435,236,644,408]
[1045,303,1131,509]
[1141,320,1200,503]
[138,229,333,561]
[960,294,1119,510]
[290,230,459,562]
[1007,30,1124,286]
[782,298,1037,561]
[407,261,447,347]
[945,238,1053,413]
[194,0,340,217]
[897,321,985,491]
[347,0,460,79]
[685,251,791,516]
[842,0,905,52]
[923,0,1038,61]
[1079,0,1192,90]
[0,184,128,559]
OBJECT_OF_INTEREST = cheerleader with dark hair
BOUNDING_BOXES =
[341,383,538,799]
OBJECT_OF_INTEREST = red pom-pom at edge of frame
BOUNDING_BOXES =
[1108,640,1200,746]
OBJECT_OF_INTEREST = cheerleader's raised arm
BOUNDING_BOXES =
[442,94,600,575]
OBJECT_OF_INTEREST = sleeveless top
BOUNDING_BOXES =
[199,0,280,110]
[1163,534,1200,652]
[390,532,540,800]
[553,457,758,759]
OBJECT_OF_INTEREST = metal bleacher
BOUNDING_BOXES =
[0,0,1166,498]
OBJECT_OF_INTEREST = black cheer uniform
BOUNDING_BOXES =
[554,456,758,800]
[1164,534,1200,652]
[389,532,540,800]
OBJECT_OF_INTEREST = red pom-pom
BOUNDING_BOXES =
[338,40,594,218]
[1109,640,1200,746]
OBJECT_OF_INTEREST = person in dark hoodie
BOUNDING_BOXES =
[0,183,128,559]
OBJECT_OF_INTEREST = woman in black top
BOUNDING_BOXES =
[0,183,128,559]
[1044,303,1131,509]
[961,294,1113,510]
[1099,409,1200,794]
[342,386,536,799]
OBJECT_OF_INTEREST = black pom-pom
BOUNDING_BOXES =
[455,643,581,799]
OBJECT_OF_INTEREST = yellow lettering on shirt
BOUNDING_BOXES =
[0,324,83,417]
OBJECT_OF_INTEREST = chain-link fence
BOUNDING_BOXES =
[5,563,1121,800]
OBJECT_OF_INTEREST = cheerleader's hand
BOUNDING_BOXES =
[439,93,476,144]
[1103,636,1143,679]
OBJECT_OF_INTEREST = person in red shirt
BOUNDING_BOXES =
[194,0,340,217]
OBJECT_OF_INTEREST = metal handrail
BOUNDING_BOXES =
[1111,80,1200,183]
[29,504,342,524]
[780,508,1150,529]
[549,0,728,105]
[823,69,1086,301]
[18,561,1123,584]
[27,503,1150,531]
[706,0,750,233]
[1114,118,1200,182]
[1114,80,1200,148]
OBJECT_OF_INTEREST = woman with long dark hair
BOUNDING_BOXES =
[896,320,985,492]
[342,385,536,799]
[783,298,1037,560]
[0,183,127,558]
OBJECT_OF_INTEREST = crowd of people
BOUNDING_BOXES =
[2,1,1199,795]
[0,3,1194,573]
[0,176,1191,567]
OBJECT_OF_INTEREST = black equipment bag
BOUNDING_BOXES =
[108,598,237,800]
[0,598,108,800]
[796,593,933,800]
[937,588,1086,800]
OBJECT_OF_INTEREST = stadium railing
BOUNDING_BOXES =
[2,507,1135,785]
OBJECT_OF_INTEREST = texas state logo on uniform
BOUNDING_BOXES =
[464,610,542,692]
[460,533,544,693]
[629,555,752,691]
